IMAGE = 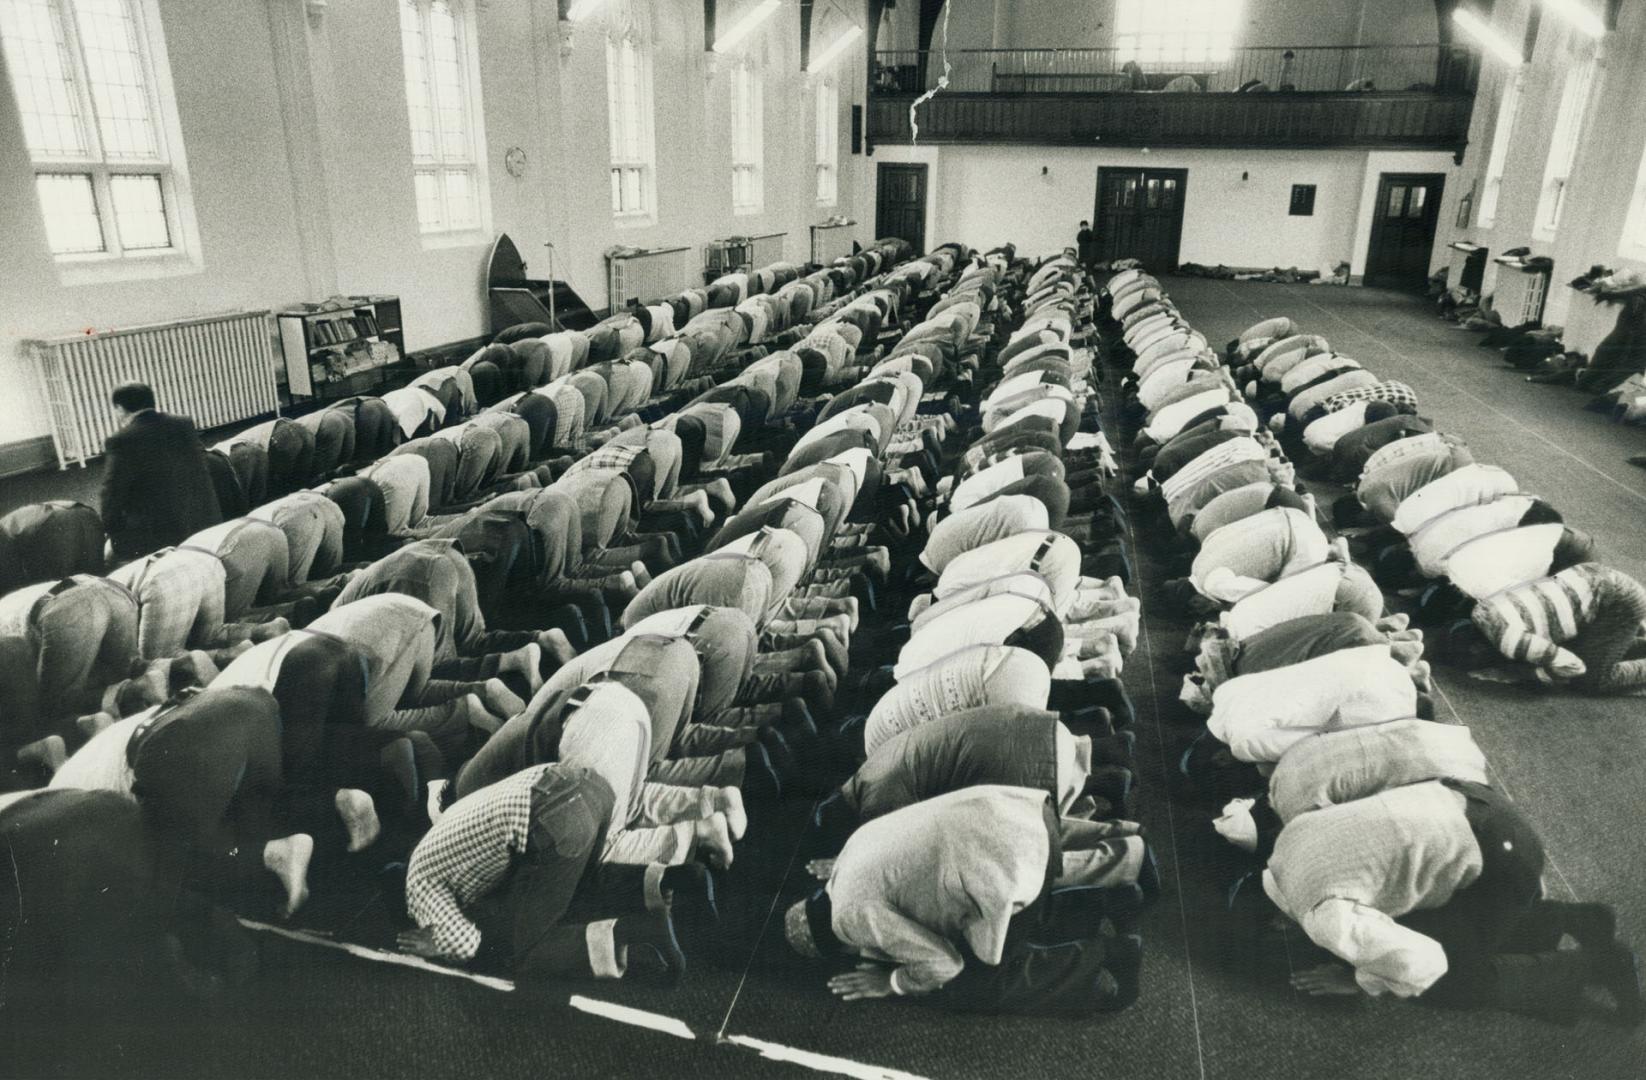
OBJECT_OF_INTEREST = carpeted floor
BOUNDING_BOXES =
[6,279,1644,1080]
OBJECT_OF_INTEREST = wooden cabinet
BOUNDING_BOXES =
[277,296,404,400]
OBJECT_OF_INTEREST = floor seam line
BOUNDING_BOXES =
[713,801,814,1040]
[1105,377,1210,1080]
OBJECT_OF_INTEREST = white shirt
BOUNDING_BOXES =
[1263,782,1482,998]
[1207,644,1417,762]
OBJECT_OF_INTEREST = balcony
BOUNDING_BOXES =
[868,45,1478,152]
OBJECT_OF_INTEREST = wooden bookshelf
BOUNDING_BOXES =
[277,296,405,400]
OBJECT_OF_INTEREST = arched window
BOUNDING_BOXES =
[730,57,763,214]
[604,2,656,222]
[399,0,491,237]
[0,0,199,268]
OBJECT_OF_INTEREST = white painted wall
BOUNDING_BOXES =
[0,0,310,448]
[865,143,1457,276]
[0,0,872,455]
[1433,0,1646,357]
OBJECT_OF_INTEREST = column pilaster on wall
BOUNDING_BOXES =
[265,0,343,299]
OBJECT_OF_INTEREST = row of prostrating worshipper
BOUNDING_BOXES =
[0,236,981,1005]
[778,249,1169,1014]
[1104,268,1642,1027]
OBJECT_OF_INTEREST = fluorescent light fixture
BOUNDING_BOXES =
[566,0,610,20]
[1453,8,1523,66]
[1539,0,1606,38]
[807,25,863,73]
[714,0,781,53]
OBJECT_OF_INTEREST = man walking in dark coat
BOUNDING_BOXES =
[100,382,223,561]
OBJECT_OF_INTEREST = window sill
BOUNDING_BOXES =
[56,250,202,288]
[733,205,763,217]
[614,213,657,230]
[419,229,492,252]
[1531,225,1557,244]
[816,198,838,209]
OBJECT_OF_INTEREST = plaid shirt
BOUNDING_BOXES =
[1321,380,1419,416]
[406,764,549,960]
[106,546,228,660]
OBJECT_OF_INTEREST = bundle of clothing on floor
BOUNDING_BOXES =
[1103,270,1643,1028]
[782,249,1163,1014]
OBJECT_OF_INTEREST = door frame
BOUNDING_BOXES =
[875,161,929,256]
[1094,166,1189,270]
[1364,172,1446,290]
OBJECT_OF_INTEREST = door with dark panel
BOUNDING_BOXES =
[875,163,928,255]
[1365,172,1446,290]
[1094,167,1188,270]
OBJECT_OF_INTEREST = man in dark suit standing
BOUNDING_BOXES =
[100,382,223,562]
[1076,220,1096,270]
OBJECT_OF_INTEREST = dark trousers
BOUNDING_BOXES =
[1400,780,1583,1016]
[469,769,650,978]
[131,688,285,901]
[931,800,1130,1015]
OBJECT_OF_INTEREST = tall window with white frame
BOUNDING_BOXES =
[399,0,488,237]
[1621,140,1646,259]
[1475,69,1522,228]
[731,60,763,215]
[606,31,655,222]
[814,78,838,206]
[0,0,192,262]
[1534,51,1597,239]
[1113,0,1241,69]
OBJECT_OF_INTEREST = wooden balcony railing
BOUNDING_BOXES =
[872,44,1479,96]
[868,90,1474,152]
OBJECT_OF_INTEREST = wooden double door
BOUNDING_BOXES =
[1094,167,1188,271]
[875,163,928,255]
[1365,173,1445,290]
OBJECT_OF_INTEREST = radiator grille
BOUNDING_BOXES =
[811,222,856,265]
[608,246,693,311]
[25,310,280,468]
[1493,263,1550,327]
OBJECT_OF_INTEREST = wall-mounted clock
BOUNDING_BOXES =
[504,146,527,179]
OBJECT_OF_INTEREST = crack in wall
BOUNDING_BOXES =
[908,1,951,144]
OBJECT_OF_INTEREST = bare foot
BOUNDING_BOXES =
[482,677,525,719]
[806,857,836,881]
[693,812,735,869]
[536,629,577,669]
[251,617,291,642]
[1390,640,1424,666]
[499,643,544,694]
[77,712,116,739]
[263,834,314,917]
[461,693,503,735]
[334,789,381,853]
[17,735,67,774]
[702,478,735,513]
[1409,660,1433,694]
[629,561,653,590]
[609,570,640,603]
[714,786,747,840]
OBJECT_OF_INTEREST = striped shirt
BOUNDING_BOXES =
[1471,563,1608,666]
